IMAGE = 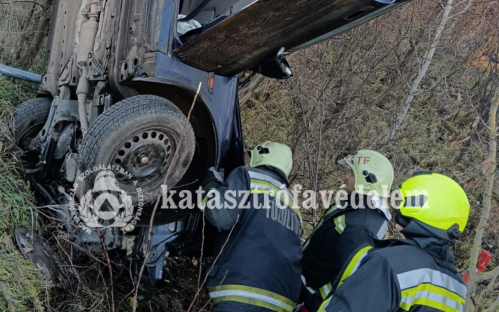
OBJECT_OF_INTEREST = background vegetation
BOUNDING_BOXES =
[1,0,499,311]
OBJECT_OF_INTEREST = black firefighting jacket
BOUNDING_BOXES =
[202,166,303,312]
[318,222,467,312]
[301,195,391,305]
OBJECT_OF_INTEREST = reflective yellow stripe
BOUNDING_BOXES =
[337,246,372,287]
[303,205,339,249]
[402,284,465,305]
[250,188,302,221]
[211,296,289,312]
[250,179,299,215]
[319,287,327,299]
[250,179,293,202]
[397,268,467,297]
[318,297,332,312]
[247,170,288,189]
[208,285,295,312]
[400,297,461,312]
[318,283,332,299]
[333,215,346,234]
[199,188,217,209]
[317,246,372,312]
[250,187,295,211]
[251,182,303,223]
[208,285,296,307]
[400,284,465,312]
[320,205,340,228]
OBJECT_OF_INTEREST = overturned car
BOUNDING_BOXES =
[13,0,412,282]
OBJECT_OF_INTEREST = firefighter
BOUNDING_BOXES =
[300,150,394,311]
[317,172,469,312]
[200,141,303,312]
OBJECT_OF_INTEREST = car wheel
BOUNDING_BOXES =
[78,95,196,205]
[14,97,52,150]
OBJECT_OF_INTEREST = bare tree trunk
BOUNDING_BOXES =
[388,0,454,140]
[20,0,53,67]
[464,90,499,312]
[12,3,36,61]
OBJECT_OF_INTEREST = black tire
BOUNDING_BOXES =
[79,95,196,204]
[14,97,52,150]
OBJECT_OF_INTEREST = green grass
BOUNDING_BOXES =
[0,73,45,312]
[1,6,48,308]
[0,242,45,312]
[0,75,39,110]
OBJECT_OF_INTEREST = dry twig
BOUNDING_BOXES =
[186,215,239,312]
[464,90,499,312]
[96,227,115,312]
[388,0,455,140]
[197,209,206,289]
[0,0,44,7]
[131,82,202,312]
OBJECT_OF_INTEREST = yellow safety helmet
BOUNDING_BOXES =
[250,141,293,178]
[396,172,470,242]
[338,150,394,197]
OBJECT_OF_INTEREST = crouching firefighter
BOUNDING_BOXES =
[317,172,469,312]
[200,141,303,312]
[300,150,394,312]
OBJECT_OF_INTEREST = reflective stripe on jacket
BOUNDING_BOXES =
[301,197,390,294]
[318,240,467,312]
[208,285,297,312]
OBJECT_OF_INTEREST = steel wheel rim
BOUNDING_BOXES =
[110,129,175,186]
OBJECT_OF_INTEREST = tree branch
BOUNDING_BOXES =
[197,209,206,289]
[464,90,499,312]
[485,294,499,312]
[0,0,44,8]
[187,216,239,312]
[97,227,115,312]
[388,0,455,141]
[477,266,499,282]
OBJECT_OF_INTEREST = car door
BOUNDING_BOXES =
[174,0,413,77]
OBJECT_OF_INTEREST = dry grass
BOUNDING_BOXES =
[1,0,499,310]
[0,0,49,69]
[241,0,499,309]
